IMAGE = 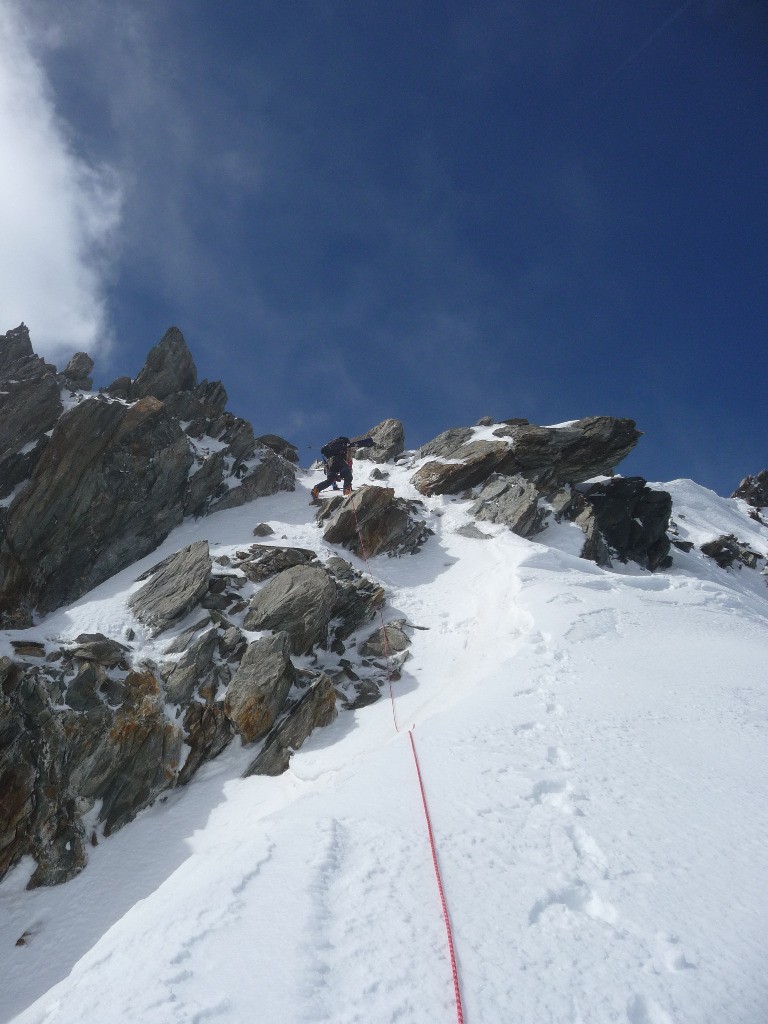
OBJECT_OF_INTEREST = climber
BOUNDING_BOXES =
[312,435,374,500]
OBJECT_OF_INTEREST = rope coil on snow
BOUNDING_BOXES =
[349,493,466,1024]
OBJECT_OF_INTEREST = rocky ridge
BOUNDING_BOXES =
[1,330,766,893]
[0,325,296,627]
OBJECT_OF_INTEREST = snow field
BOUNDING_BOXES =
[1,460,767,1023]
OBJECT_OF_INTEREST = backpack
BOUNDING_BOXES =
[320,436,350,460]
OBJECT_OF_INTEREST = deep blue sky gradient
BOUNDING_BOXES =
[31,0,767,493]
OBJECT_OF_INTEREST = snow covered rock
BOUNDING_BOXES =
[700,534,762,570]
[732,470,768,510]
[318,485,432,557]
[66,633,131,668]
[129,541,212,635]
[412,440,515,496]
[224,632,295,742]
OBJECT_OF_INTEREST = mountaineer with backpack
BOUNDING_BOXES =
[311,435,375,501]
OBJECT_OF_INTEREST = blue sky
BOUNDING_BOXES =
[2,1,765,494]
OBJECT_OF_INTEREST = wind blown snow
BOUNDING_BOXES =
[1,462,766,1024]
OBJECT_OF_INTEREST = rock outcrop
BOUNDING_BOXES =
[244,675,338,777]
[700,534,762,570]
[243,565,338,654]
[0,325,296,626]
[317,485,432,557]
[129,541,213,635]
[412,416,641,497]
[353,419,406,463]
[471,475,547,538]
[224,632,296,742]
[0,324,61,501]
[732,471,768,510]
[563,478,673,571]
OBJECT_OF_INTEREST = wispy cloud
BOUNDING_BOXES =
[0,2,121,362]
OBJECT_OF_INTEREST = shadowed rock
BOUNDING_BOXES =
[243,565,337,654]
[129,541,212,635]
[130,326,197,400]
[243,675,337,777]
[318,485,432,557]
[162,628,218,704]
[353,419,406,463]
[732,470,768,510]
[1,397,194,624]
[256,433,299,463]
[240,545,317,583]
[177,702,234,785]
[571,478,673,571]
[701,534,761,570]
[0,324,62,493]
[224,632,295,742]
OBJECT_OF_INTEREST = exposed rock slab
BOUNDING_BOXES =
[240,545,317,583]
[243,565,337,654]
[129,541,212,635]
[244,675,337,777]
[256,433,299,463]
[412,441,516,496]
[162,628,218,705]
[318,485,432,557]
[1,396,194,624]
[359,621,411,657]
[177,702,233,785]
[471,475,547,537]
[224,632,295,742]
[68,633,130,667]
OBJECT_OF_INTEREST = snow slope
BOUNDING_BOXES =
[1,460,767,1024]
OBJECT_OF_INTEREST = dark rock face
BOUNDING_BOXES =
[128,541,212,635]
[239,545,317,583]
[67,633,130,667]
[317,485,432,557]
[0,397,194,624]
[177,703,233,786]
[244,675,337,777]
[243,565,337,654]
[572,478,673,571]
[130,326,197,400]
[700,534,761,570]
[162,628,219,704]
[0,324,62,496]
[732,471,768,510]
[471,475,547,538]
[62,352,94,382]
[224,632,295,742]
[353,419,406,463]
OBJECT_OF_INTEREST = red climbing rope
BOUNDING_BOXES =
[349,492,466,1024]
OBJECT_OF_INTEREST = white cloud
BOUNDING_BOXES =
[0,3,121,362]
